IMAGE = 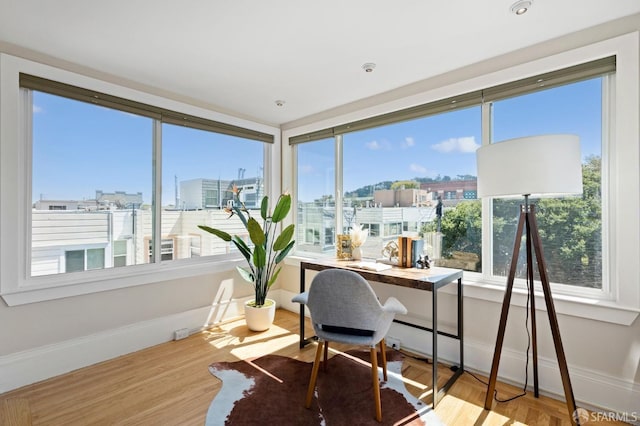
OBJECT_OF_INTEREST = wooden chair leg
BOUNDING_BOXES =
[370,347,382,422]
[379,339,387,382]
[306,341,324,408]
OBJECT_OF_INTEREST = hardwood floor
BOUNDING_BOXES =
[0,309,629,425]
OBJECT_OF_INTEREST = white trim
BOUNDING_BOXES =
[0,295,262,393]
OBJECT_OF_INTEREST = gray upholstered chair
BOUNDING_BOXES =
[292,268,407,422]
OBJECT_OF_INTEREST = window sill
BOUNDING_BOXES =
[1,255,244,306]
[285,255,640,326]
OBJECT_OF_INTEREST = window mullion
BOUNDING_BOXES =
[481,101,494,281]
[335,135,344,237]
[152,120,162,264]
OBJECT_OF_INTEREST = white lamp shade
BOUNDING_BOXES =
[476,134,583,198]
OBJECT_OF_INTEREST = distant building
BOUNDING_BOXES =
[420,180,477,206]
[34,199,95,211]
[34,190,143,211]
[95,190,143,209]
[179,177,263,210]
[373,188,433,207]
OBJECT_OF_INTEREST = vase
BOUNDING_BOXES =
[352,246,362,260]
[244,298,276,331]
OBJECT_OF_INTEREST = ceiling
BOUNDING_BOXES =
[1,1,639,127]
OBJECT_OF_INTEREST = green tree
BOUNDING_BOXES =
[422,156,601,288]
[390,180,419,190]
[422,200,482,263]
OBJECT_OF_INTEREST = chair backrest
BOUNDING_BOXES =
[306,269,385,334]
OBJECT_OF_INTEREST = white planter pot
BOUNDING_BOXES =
[352,246,363,260]
[244,298,276,331]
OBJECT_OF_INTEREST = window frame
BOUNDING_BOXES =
[283,32,640,325]
[0,53,280,306]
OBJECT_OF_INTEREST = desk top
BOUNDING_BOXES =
[300,258,463,292]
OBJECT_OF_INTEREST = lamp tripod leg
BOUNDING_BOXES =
[528,207,578,425]
[484,210,526,410]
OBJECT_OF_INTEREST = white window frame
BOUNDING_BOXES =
[0,53,280,306]
[283,32,640,325]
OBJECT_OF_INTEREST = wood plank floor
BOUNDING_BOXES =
[0,309,629,425]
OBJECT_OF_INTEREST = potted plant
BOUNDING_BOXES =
[198,186,295,331]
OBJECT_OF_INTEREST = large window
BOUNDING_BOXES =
[18,71,270,288]
[491,79,603,289]
[296,138,335,253]
[31,91,153,276]
[292,59,613,293]
[342,107,481,268]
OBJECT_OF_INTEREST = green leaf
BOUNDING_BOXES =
[231,236,252,263]
[197,225,232,241]
[236,266,254,283]
[266,266,282,289]
[247,217,265,246]
[273,224,295,251]
[260,196,269,221]
[271,194,291,223]
[274,240,295,264]
[253,244,266,268]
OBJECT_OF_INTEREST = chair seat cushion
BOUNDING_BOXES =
[321,324,374,336]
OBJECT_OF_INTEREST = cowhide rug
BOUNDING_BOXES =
[205,349,445,425]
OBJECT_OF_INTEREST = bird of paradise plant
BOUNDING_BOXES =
[198,186,295,307]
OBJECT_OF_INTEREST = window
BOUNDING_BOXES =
[65,248,105,273]
[31,91,153,276]
[296,138,335,254]
[113,240,128,267]
[490,79,604,289]
[291,57,615,291]
[294,106,482,270]
[162,122,264,261]
[24,76,268,278]
[0,57,276,305]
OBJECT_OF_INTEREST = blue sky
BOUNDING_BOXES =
[32,79,601,205]
[299,78,602,201]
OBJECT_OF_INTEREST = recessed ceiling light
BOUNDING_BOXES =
[362,63,376,73]
[275,100,285,107]
[510,0,532,15]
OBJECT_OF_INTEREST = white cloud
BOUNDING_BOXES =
[409,163,427,174]
[403,136,415,148]
[366,140,381,150]
[366,140,392,150]
[431,136,479,153]
[33,105,43,114]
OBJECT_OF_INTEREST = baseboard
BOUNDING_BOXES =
[0,296,251,394]
[279,288,640,416]
[4,291,637,417]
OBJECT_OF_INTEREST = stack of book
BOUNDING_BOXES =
[397,237,424,268]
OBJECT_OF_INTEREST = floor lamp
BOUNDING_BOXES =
[476,134,583,425]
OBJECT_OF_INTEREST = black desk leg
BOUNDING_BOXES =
[458,277,464,372]
[432,284,438,407]
[299,266,306,348]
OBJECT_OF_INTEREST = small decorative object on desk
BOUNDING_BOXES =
[349,223,368,260]
[337,234,353,260]
[380,240,399,265]
[416,254,431,269]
